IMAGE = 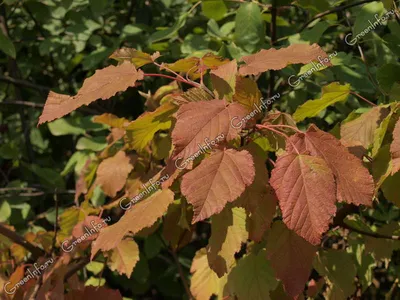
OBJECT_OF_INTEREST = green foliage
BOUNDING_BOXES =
[1,1,400,299]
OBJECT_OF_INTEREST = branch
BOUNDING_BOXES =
[298,0,376,32]
[0,223,46,259]
[0,75,50,92]
[0,100,44,108]
[340,223,400,240]
[64,256,91,281]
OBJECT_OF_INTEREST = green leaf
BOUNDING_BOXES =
[353,2,384,38]
[376,63,400,94]
[149,12,188,43]
[0,201,12,222]
[48,118,85,136]
[202,0,227,21]
[89,0,108,16]
[293,83,351,122]
[227,249,278,300]
[76,136,107,151]
[234,3,264,53]
[313,249,357,298]
[0,31,16,59]
[86,261,104,275]
[125,102,177,151]
[26,164,65,189]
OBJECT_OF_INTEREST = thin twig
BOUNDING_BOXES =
[170,249,193,299]
[350,91,377,106]
[0,100,44,108]
[341,223,400,240]
[0,223,45,259]
[256,124,300,154]
[51,191,59,254]
[0,75,50,92]
[299,0,376,32]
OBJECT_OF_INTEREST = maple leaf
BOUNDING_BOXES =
[125,101,177,151]
[106,238,140,278]
[390,118,400,175]
[95,151,133,197]
[190,248,228,300]
[109,47,160,68]
[38,61,144,124]
[210,59,237,100]
[171,100,248,163]
[181,149,255,222]
[65,286,123,300]
[293,83,350,122]
[239,43,330,76]
[289,125,375,206]
[266,221,317,298]
[207,206,248,277]
[172,87,214,104]
[341,106,390,149]
[270,153,337,245]
[227,249,278,300]
[91,189,174,258]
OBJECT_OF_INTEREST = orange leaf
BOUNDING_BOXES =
[391,118,400,175]
[289,125,374,206]
[181,149,255,222]
[95,151,134,197]
[38,62,144,124]
[239,44,330,76]
[270,153,337,245]
[91,189,174,258]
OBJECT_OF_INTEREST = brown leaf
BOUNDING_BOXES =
[38,62,144,124]
[91,189,174,258]
[236,147,277,241]
[391,118,400,175]
[181,149,255,222]
[341,106,390,149]
[266,221,317,298]
[95,151,134,197]
[239,44,330,76]
[270,153,337,245]
[232,76,262,113]
[172,100,248,164]
[289,125,374,206]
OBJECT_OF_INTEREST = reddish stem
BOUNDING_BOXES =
[143,73,199,89]
[350,91,377,107]
[256,124,300,154]
[260,124,303,134]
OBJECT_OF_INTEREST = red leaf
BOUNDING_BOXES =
[171,100,248,164]
[270,153,337,245]
[288,125,374,206]
[239,44,330,76]
[38,62,144,124]
[181,149,255,223]
[266,221,317,298]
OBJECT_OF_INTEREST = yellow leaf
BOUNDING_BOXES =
[106,238,140,278]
